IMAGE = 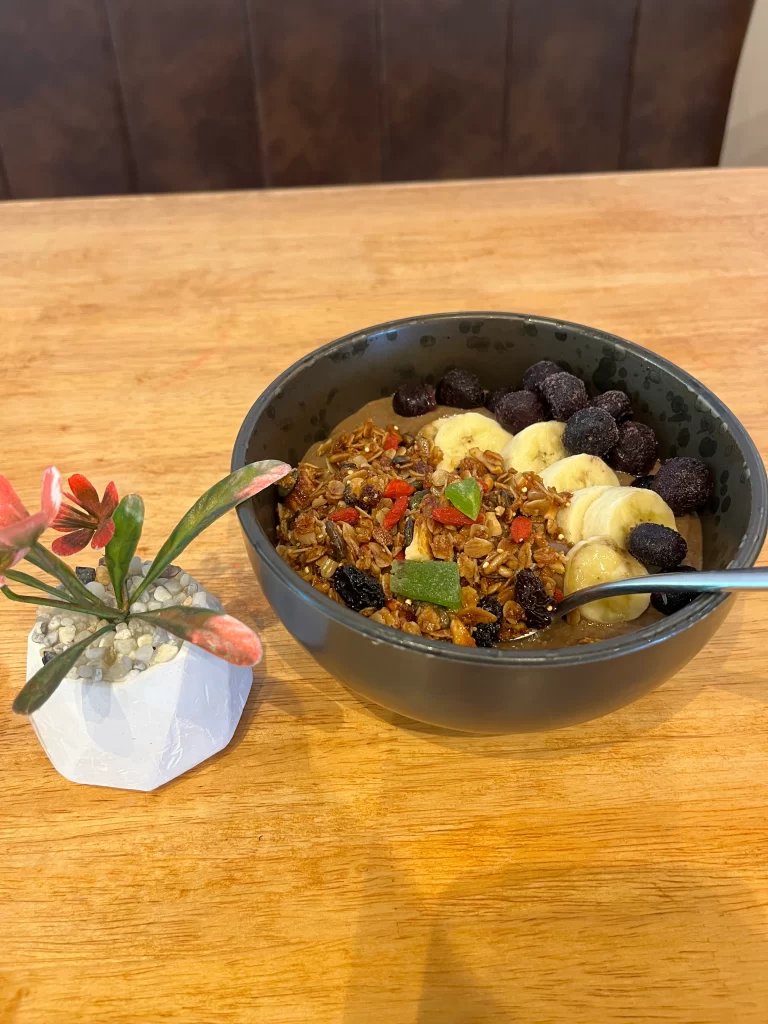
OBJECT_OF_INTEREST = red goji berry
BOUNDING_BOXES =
[394,550,406,560]
[383,433,400,451]
[510,515,533,542]
[382,479,415,499]
[328,507,359,526]
[553,588,564,604]
[383,495,409,531]
[432,506,480,527]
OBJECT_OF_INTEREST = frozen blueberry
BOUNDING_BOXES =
[590,390,632,422]
[522,360,561,393]
[631,475,656,490]
[652,457,714,515]
[486,386,515,415]
[608,421,658,475]
[494,390,547,433]
[514,568,552,629]
[75,566,96,585]
[393,381,437,417]
[627,523,687,570]
[473,595,503,647]
[333,565,386,612]
[563,407,619,457]
[437,369,484,409]
[651,566,701,616]
[538,372,589,421]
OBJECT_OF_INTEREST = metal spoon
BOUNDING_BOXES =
[554,567,768,619]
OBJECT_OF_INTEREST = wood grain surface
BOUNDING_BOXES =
[1,170,768,1024]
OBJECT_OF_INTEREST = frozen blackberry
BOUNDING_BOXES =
[333,564,386,612]
[563,407,619,457]
[514,568,552,629]
[522,359,561,393]
[538,372,589,421]
[494,390,547,433]
[651,566,701,616]
[393,381,437,417]
[486,386,515,415]
[75,566,96,585]
[590,390,632,422]
[473,595,503,647]
[437,368,484,408]
[608,420,658,475]
[627,523,687,570]
[631,475,656,490]
[652,457,714,515]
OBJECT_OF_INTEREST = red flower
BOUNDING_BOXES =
[0,467,63,577]
[51,474,119,556]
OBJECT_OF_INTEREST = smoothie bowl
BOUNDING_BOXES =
[233,313,767,732]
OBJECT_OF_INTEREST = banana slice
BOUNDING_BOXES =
[556,485,614,545]
[564,537,650,623]
[405,521,432,561]
[501,421,566,474]
[433,412,513,472]
[582,486,676,549]
[540,453,619,492]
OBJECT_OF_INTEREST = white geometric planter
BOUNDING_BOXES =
[27,633,253,791]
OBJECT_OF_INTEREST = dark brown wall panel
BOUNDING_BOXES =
[505,0,637,176]
[106,0,263,192]
[248,0,381,187]
[381,0,508,182]
[624,0,754,169]
[0,0,132,199]
[0,150,10,199]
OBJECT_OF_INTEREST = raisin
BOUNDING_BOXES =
[652,457,714,515]
[514,568,552,629]
[631,475,656,490]
[608,420,658,475]
[590,390,632,422]
[437,368,484,408]
[538,372,589,421]
[333,565,386,612]
[393,381,437,417]
[627,523,687,570]
[494,390,547,433]
[651,566,701,616]
[563,407,619,457]
[522,360,561,392]
[75,566,96,585]
[473,595,503,647]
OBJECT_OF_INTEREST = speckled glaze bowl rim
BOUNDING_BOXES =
[233,312,768,668]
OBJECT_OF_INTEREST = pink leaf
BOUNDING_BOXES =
[100,481,119,517]
[40,466,63,524]
[139,607,263,666]
[0,509,51,553]
[235,462,292,502]
[91,517,115,549]
[51,529,92,557]
[67,474,101,516]
[0,476,28,528]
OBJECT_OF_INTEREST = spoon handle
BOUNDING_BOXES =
[555,567,768,619]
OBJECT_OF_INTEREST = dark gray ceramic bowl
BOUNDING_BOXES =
[233,313,767,733]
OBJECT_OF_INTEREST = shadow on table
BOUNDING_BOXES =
[342,853,768,1023]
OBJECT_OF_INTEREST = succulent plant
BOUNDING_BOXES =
[1,461,290,715]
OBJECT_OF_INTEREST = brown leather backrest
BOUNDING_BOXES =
[0,0,755,199]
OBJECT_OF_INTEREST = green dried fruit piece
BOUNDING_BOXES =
[444,477,482,521]
[390,560,462,610]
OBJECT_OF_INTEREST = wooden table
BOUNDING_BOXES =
[1,169,768,1024]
